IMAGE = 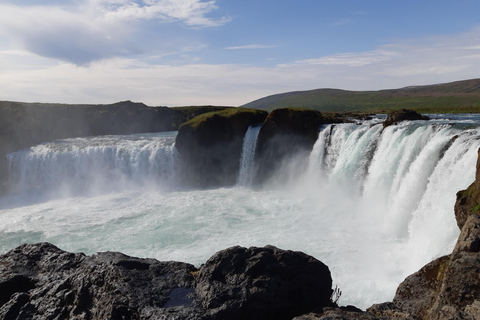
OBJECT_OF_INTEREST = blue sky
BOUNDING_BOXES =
[1,0,480,106]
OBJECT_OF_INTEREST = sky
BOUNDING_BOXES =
[1,0,480,107]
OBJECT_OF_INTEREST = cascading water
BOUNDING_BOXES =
[7,132,180,198]
[1,114,480,309]
[237,125,261,187]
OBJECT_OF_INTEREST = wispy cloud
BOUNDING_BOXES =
[291,50,399,67]
[1,27,480,107]
[224,44,278,50]
[0,0,230,65]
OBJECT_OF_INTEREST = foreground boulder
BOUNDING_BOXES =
[196,246,334,320]
[383,109,429,128]
[0,244,334,320]
[175,107,268,187]
[0,242,198,320]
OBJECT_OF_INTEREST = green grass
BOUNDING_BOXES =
[241,79,480,114]
[179,107,267,130]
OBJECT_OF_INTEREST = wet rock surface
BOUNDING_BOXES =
[0,242,198,320]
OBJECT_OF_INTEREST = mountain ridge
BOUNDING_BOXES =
[240,78,480,113]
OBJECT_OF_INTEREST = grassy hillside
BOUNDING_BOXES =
[240,79,480,114]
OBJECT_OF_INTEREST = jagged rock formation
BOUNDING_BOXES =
[175,107,268,187]
[0,244,334,320]
[383,109,430,128]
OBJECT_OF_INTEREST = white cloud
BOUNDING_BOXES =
[97,0,231,27]
[1,27,480,107]
[292,50,400,67]
[0,0,230,64]
[225,44,278,50]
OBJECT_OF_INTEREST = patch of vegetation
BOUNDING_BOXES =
[171,105,233,126]
[179,107,268,130]
[330,285,342,305]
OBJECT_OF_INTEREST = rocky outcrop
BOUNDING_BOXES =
[293,305,413,320]
[254,108,349,184]
[0,243,334,320]
[175,108,268,187]
[0,242,198,320]
[196,246,334,320]
[383,109,430,128]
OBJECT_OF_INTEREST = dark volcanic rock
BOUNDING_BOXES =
[0,242,199,320]
[383,109,429,128]
[175,108,268,187]
[293,306,414,320]
[0,243,335,320]
[196,245,334,320]
[254,108,349,184]
[393,255,450,319]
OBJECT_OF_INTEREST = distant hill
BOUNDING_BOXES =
[240,78,480,113]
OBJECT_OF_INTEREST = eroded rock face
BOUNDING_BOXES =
[175,108,268,187]
[383,109,429,128]
[0,243,335,320]
[0,242,198,320]
[393,256,450,319]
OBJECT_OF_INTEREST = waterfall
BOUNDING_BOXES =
[301,119,480,305]
[7,132,180,198]
[237,125,261,187]
[3,115,480,309]
[308,120,480,256]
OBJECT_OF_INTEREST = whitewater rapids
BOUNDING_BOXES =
[1,114,480,309]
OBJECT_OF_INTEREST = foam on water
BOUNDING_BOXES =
[1,115,480,309]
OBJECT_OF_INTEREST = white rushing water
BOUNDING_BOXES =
[1,115,480,309]
[237,125,261,187]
